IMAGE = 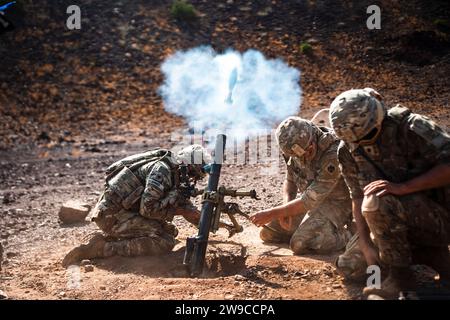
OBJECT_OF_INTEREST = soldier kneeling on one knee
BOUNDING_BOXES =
[250,115,353,256]
[331,88,450,299]
[62,145,212,267]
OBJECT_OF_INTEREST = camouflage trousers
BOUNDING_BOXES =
[336,193,450,280]
[94,208,178,258]
[260,201,352,255]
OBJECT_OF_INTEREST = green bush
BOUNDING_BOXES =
[433,19,449,27]
[299,42,313,55]
[171,0,197,21]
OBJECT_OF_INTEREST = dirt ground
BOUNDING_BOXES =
[0,135,364,300]
[0,0,449,300]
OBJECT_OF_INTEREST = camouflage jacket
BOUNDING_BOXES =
[104,149,191,221]
[285,127,351,226]
[338,105,450,205]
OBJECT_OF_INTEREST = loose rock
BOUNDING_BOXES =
[80,259,92,266]
[84,265,94,272]
[0,289,8,300]
[59,200,91,224]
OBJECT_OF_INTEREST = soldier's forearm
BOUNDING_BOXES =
[283,178,297,203]
[352,199,372,250]
[402,163,450,194]
[175,207,201,226]
[267,197,307,220]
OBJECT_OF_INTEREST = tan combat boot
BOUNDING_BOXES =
[62,233,107,267]
[363,267,417,300]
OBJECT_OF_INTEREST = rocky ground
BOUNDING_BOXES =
[0,136,363,300]
[0,0,449,300]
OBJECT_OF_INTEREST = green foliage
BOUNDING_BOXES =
[170,0,197,21]
[299,42,313,55]
[433,19,449,28]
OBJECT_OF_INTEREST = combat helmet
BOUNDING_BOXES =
[276,116,316,158]
[329,88,385,145]
[176,144,212,166]
[176,144,212,179]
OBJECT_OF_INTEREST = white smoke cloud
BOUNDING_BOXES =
[159,46,302,141]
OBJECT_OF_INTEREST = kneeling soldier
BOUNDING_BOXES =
[330,88,450,299]
[250,117,353,255]
[62,145,211,267]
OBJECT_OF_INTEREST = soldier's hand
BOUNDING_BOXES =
[364,180,408,197]
[250,210,276,227]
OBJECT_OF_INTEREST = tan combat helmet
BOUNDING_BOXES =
[311,108,330,127]
[176,144,212,166]
[176,144,212,180]
[276,116,316,158]
[329,88,385,145]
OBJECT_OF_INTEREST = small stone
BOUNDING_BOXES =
[225,294,234,299]
[234,275,246,281]
[80,259,92,266]
[2,192,14,204]
[59,291,66,297]
[306,38,319,45]
[99,285,106,290]
[238,6,251,11]
[6,252,18,258]
[0,290,8,300]
[332,284,342,289]
[59,200,91,224]
[84,265,94,272]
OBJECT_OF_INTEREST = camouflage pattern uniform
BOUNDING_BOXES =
[336,105,450,278]
[261,117,352,254]
[85,149,194,258]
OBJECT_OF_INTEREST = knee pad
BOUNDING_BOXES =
[362,194,380,215]
[260,226,290,243]
[290,237,308,255]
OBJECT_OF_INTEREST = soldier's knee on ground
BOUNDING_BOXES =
[259,223,291,243]
[290,232,342,255]
[335,234,367,281]
[290,218,347,255]
[260,227,282,243]
[289,236,308,255]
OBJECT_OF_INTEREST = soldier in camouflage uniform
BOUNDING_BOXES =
[62,145,211,267]
[330,88,450,299]
[250,116,353,255]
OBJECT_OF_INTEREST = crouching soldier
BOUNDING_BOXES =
[250,116,353,255]
[62,145,211,267]
[330,88,450,299]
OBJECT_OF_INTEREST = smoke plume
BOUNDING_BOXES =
[159,46,302,141]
